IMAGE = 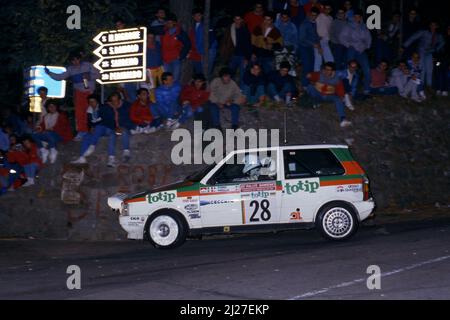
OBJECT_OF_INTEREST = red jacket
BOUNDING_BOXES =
[188,28,202,62]
[161,25,184,64]
[309,72,345,97]
[244,12,264,33]
[130,100,153,125]
[40,112,73,143]
[304,2,324,15]
[180,85,210,110]
[7,144,42,167]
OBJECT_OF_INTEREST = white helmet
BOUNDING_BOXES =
[243,154,261,175]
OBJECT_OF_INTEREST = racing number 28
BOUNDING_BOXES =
[249,200,271,222]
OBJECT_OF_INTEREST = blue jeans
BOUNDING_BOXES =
[164,59,182,82]
[369,86,398,95]
[347,47,371,93]
[32,131,61,149]
[267,83,294,100]
[434,62,449,91]
[24,163,39,179]
[192,49,217,76]
[258,56,275,74]
[209,103,240,127]
[332,43,348,71]
[242,84,266,104]
[151,102,179,120]
[178,105,205,124]
[80,125,114,156]
[420,53,434,87]
[306,85,346,121]
[229,55,247,84]
[299,46,315,87]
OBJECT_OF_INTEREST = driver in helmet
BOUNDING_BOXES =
[233,154,262,182]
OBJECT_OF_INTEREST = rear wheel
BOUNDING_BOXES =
[147,212,187,249]
[316,202,359,241]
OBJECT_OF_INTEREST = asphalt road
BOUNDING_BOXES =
[1,216,449,300]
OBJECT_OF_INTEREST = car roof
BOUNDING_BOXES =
[232,144,349,153]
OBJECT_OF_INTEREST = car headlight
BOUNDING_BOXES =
[121,202,129,216]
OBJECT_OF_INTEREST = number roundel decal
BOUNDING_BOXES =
[250,200,271,222]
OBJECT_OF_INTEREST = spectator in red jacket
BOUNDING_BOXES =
[161,13,191,82]
[244,3,265,33]
[179,73,210,126]
[130,88,161,134]
[306,62,352,128]
[32,100,73,164]
[20,137,42,187]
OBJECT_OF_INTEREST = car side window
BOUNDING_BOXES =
[284,149,345,179]
[209,152,277,185]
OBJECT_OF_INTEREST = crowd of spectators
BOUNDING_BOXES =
[1,0,449,193]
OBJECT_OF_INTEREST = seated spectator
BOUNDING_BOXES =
[369,60,398,95]
[180,74,210,125]
[242,63,267,107]
[4,135,25,190]
[130,88,161,135]
[32,100,73,164]
[72,94,132,166]
[209,67,245,130]
[267,61,297,105]
[275,10,298,52]
[0,126,9,154]
[306,62,351,128]
[251,11,283,74]
[389,60,420,101]
[336,60,359,110]
[153,72,182,130]
[408,52,426,101]
[20,137,42,187]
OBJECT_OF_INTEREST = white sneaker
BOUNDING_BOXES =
[344,94,355,111]
[166,119,180,130]
[419,91,426,100]
[144,126,157,134]
[73,133,84,142]
[436,90,442,96]
[130,128,141,135]
[340,120,352,128]
[49,148,58,164]
[71,156,87,164]
[107,156,116,168]
[83,145,95,157]
[412,96,422,103]
[40,148,49,164]
[442,91,448,97]
[123,149,131,162]
[23,178,35,187]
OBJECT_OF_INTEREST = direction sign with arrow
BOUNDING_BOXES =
[93,27,147,84]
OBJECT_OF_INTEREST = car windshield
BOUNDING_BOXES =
[184,164,216,182]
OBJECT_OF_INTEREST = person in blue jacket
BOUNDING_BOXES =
[153,72,182,130]
[298,7,321,87]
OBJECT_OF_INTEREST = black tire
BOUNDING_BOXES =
[146,211,188,249]
[315,202,359,241]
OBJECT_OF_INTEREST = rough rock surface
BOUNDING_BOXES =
[1,95,449,240]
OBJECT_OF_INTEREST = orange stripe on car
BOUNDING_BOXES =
[125,197,146,204]
[320,178,363,187]
[342,161,365,175]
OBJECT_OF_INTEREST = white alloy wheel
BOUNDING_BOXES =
[149,215,180,247]
[321,207,354,239]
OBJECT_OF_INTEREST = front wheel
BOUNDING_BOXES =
[147,212,187,249]
[315,202,359,241]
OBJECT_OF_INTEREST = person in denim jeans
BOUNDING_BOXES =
[152,72,182,130]
[267,61,297,105]
[179,74,210,126]
[75,93,134,167]
[306,62,352,128]
[209,68,245,130]
[339,10,372,95]
[242,63,267,107]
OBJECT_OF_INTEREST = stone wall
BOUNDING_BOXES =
[1,95,449,240]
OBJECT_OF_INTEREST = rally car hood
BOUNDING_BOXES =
[125,180,196,201]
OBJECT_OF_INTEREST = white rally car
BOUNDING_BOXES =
[108,145,375,249]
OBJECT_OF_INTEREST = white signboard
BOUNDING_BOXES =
[93,27,147,84]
